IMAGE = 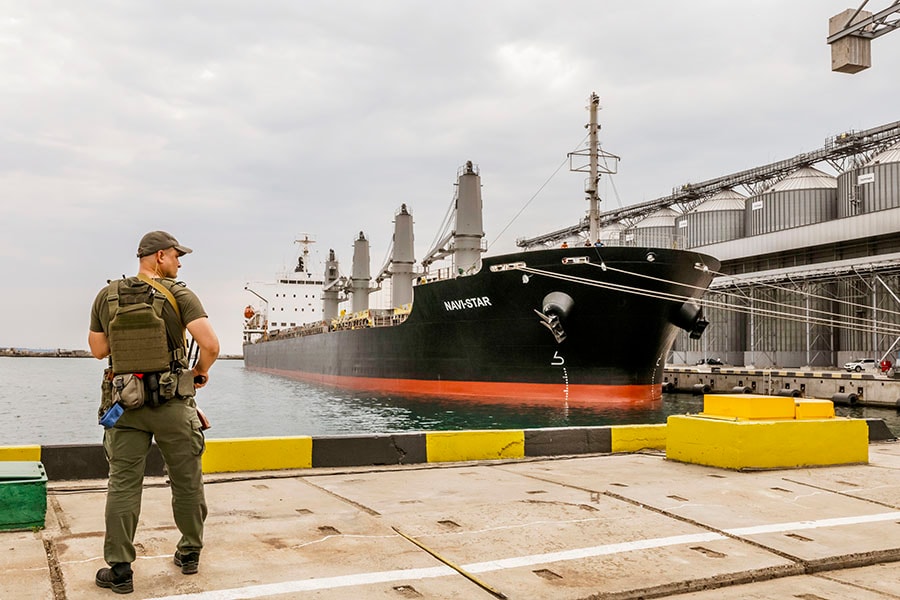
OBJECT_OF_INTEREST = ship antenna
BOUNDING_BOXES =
[293,234,315,273]
[568,93,618,244]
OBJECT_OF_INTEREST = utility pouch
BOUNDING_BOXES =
[98,367,115,420]
[99,403,124,429]
[176,369,196,398]
[112,373,145,410]
[159,371,178,400]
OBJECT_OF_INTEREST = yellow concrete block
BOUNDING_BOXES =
[795,399,835,420]
[702,394,796,420]
[611,424,667,452]
[0,446,41,462]
[666,415,868,470]
[426,430,524,463]
[202,437,312,473]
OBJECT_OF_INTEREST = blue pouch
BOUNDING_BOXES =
[99,402,124,429]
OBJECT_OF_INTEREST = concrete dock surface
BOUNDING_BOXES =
[6,442,900,599]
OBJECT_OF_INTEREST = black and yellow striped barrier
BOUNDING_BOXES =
[0,420,893,481]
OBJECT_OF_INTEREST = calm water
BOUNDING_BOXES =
[2,356,898,446]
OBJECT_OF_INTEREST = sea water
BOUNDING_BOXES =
[2,356,897,446]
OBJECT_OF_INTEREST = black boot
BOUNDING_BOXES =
[174,550,200,575]
[95,562,133,594]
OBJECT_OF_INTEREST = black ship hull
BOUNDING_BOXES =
[244,246,719,406]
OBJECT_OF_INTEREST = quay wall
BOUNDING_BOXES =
[664,366,900,407]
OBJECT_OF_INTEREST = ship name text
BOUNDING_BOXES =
[444,296,492,311]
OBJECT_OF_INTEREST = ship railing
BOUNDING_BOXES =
[415,267,454,285]
[331,310,373,331]
[371,312,410,327]
[263,321,329,341]
[331,307,410,330]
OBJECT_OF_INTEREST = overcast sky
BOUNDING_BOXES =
[2,1,898,355]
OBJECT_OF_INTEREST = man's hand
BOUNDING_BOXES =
[186,316,219,390]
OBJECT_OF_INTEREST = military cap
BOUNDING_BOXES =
[137,231,193,258]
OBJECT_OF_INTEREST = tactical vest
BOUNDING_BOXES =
[106,276,187,375]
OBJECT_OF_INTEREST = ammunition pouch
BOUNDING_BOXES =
[98,367,115,420]
[142,367,196,407]
[158,368,196,401]
[176,369,196,398]
[159,371,178,399]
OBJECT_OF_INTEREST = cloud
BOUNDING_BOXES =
[1,0,898,354]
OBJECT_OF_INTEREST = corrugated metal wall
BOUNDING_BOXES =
[745,188,837,236]
[683,210,744,248]
[837,162,900,217]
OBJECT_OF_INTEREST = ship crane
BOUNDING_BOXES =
[422,161,486,277]
[321,233,380,319]
[828,1,900,73]
[374,203,417,308]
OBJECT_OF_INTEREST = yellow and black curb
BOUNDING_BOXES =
[0,420,893,481]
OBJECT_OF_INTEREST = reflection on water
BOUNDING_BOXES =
[2,357,898,445]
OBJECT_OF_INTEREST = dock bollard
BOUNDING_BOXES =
[832,392,859,406]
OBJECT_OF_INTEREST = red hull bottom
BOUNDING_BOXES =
[252,367,663,408]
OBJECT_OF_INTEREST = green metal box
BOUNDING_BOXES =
[0,462,48,531]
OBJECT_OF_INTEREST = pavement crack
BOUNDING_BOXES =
[297,477,381,516]
[42,537,67,600]
[47,495,70,535]
[781,476,900,511]
[815,569,900,599]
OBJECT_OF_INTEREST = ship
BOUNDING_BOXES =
[243,94,720,406]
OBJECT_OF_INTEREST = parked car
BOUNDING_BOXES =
[843,358,877,372]
[696,357,724,366]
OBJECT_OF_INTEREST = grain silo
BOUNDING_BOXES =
[745,166,837,236]
[681,189,746,248]
[622,207,680,248]
[837,140,900,217]
[598,221,625,246]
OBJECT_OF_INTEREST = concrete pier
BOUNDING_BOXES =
[4,441,900,599]
[665,366,900,407]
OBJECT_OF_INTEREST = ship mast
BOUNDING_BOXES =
[587,93,601,243]
[568,93,618,244]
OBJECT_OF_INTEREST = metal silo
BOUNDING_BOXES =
[598,221,625,246]
[681,189,746,248]
[837,140,900,216]
[623,207,680,248]
[745,166,837,236]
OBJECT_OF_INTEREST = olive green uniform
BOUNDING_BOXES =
[90,276,208,566]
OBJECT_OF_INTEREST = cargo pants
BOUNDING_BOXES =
[102,397,207,565]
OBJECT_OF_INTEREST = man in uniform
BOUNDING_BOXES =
[88,231,219,594]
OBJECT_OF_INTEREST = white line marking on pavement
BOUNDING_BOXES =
[150,566,456,600]
[464,532,724,573]
[725,511,900,536]
[146,510,900,600]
